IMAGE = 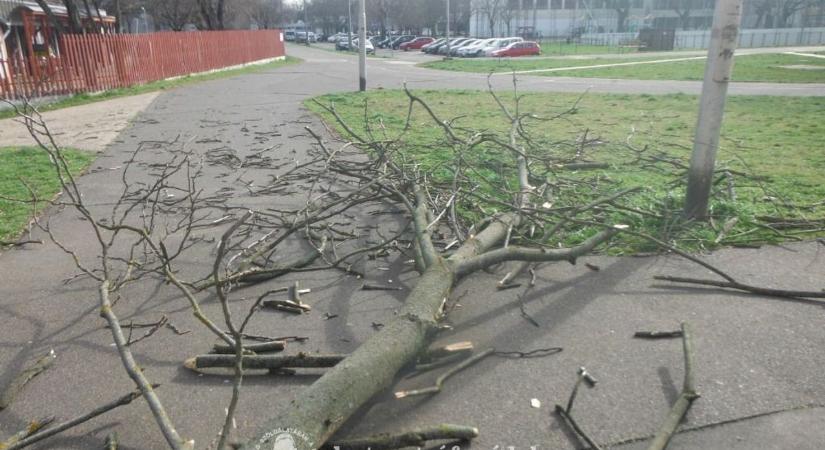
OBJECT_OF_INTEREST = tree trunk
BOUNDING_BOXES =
[114,0,122,32]
[240,209,613,449]
[34,0,67,35]
[616,8,629,33]
[63,0,85,34]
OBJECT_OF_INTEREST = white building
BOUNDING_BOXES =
[468,0,819,39]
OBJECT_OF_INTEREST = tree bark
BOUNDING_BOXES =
[240,219,614,449]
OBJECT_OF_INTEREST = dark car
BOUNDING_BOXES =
[421,38,446,52]
[389,35,415,49]
[425,38,460,54]
[374,36,393,48]
[448,39,478,56]
[438,38,469,55]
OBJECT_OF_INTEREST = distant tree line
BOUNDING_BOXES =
[34,0,824,35]
[302,0,473,37]
[31,0,285,33]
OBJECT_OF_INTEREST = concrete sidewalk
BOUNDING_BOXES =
[0,46,823,449]
[0,92,160,152]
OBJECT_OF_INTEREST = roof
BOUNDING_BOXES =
[1,0,111,25]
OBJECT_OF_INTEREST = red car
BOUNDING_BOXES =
[492,41,541,57]
[400,37,435,51]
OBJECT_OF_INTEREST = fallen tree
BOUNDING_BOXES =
[5,80,631,449]
[7,77,817,450]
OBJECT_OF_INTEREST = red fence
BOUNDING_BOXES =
[1,30,285,100]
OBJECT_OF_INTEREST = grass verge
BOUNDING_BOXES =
[0,56,302,121]
[0,147,94,242]
[420,53,825,83]
[306,89,825,253]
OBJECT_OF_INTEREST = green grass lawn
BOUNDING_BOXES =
[421,53,825,83]
[0,147,94,242]
[534,41,639,55]
[307,90,825,252]
[0,56,302,121]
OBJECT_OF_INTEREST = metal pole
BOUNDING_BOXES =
[304,0,309,46]
[445,0,451,59]
[358,0,367,91]
[348,0,353,52]
[683,0,744,220]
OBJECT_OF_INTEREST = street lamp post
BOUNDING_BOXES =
[304,0,309,46]
[358,0,367,91]
[348,0,353,52]
[445,0,451,59]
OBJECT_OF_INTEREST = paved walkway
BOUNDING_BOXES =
[0,92,160,152]
[299,44,825,96]
[0,46,823,449]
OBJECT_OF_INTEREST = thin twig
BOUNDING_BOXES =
[5,388,148,450]
[646,322,700,450]
[0,350,56,410]
[395,348,495,398]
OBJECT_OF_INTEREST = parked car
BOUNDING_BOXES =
[372,36,392,48]
[335,37,352,50]
[420,37,446,52]
[327,33,347,43]
[482,37,523,56]
[438,38,469,55]
[492,41,541,57]
[457,38,496,57]
[342,38,375,54]
[295,31,317,43]
[389,35,416,49]
[400,37,435,51]
[448,39,478,56]
[285,30,296,41]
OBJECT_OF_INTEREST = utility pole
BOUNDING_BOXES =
[304,0,309,46]
[445,0,451,59]
[348,0,353,52]
[683,0,744,220]
[358,0,367,91]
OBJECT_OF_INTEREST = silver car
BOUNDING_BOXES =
[457,38,496,57]
[481,37,524,57]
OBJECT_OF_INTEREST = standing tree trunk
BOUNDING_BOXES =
[34,0,67,35]
[114,0,123,32]
[616,7,629,32]
[684,0,744,219]
[63,0,85,34]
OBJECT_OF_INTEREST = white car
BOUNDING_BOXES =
[457,38,496,57]
[351,38,375,54]
[481,37,524,56]
[327,33,347,43]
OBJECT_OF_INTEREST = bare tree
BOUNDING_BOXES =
[476,0,503,37]
[198,0,226,29]
[246,0,283,29]
[606,0,631,32]
[775,0,807,27]
[500,0,518,36]
[657,0,708,30]
[149,0,198,31]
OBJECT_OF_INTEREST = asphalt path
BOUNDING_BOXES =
[0,44,823,449]
[303,43,825,96]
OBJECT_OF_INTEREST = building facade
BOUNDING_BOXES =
[469,0,823,39]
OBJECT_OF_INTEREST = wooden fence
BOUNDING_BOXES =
[0,29,285,100]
